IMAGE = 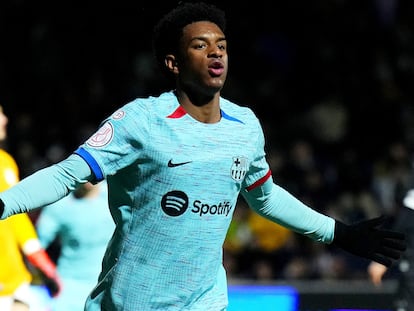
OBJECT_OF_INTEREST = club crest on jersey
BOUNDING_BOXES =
[231,156,248,181]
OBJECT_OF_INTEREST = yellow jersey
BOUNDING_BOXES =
[0,149,37,295]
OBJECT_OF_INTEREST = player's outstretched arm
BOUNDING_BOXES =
[243,180,406,267]
[0,154,93,219]
[332,215,406,267]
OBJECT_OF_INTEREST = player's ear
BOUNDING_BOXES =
[165,55,179,74]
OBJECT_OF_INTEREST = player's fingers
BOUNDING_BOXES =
[378,230,406,241]
[378,246,403,260]
[381,237,407,251]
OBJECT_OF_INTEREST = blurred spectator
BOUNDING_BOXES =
[0,105,61,311]
[371,141,414,215]
[368,188,414,311]
[279,140,334,211]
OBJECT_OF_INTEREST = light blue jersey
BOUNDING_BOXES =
[35,182,114,311]
[74,91,271,310]
[0,90,335,310]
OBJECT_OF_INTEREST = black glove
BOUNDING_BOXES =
[38,269,62,297]
[332,215,406,267]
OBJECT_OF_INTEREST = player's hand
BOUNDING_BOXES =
[332,215,406,267]
[26,248,62,297]
[36,267,63,297]
[367,261,387,286]
[40,270,63,297]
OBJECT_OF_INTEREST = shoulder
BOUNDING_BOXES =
[0,149,18,168]
[112,91,178,118]
[219,97,261,125]
[220,97,257,115]
[98,92,177,139]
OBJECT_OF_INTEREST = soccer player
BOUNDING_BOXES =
[0,105,61,311]
[0,2,406,310]
[36,181,114,311]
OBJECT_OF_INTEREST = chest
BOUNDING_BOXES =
[146,116,256,174]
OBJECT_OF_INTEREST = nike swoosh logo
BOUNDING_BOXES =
[167,159,192,167]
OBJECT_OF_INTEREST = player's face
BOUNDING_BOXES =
[176,21,228,96]
[0,106,8,142]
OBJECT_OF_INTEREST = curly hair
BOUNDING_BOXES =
[152,1,226,79]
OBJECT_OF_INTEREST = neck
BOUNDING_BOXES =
[174,90,221,123]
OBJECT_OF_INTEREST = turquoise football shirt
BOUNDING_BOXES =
[36,181,114,311]
[75,91,270,310]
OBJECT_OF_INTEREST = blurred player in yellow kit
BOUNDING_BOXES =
[0,105,61,311]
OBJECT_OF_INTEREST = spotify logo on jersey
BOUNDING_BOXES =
[161,190,189,216]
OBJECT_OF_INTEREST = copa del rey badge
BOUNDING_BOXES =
[86,122,114,148]
[231,156,247,181]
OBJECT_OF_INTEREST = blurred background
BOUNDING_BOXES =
[1,0,414,310]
